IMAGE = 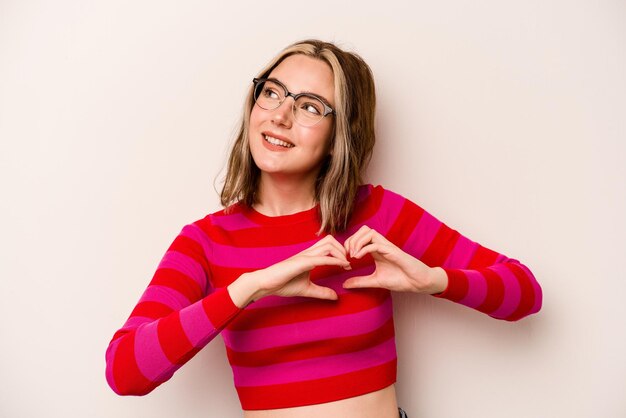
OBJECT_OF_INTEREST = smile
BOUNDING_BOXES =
[264,134,294,148]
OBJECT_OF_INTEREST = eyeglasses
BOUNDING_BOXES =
[252,77,335,127]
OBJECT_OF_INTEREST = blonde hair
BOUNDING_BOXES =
[220,39,376,234]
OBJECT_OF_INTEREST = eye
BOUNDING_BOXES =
[262,86,280,100]
[300,100,322,115]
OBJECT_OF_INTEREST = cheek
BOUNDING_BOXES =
[248,108,265,150]
[314,123,334,153]
[249,106,260,127]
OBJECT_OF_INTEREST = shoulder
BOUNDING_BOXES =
[171,203,237,238]
[187,201,264,236]
[348,184,414,227]
[191,202,245,224]
[356,183,428,223]
[357,183,411,205]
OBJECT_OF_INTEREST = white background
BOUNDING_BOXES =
[1,1,625,417]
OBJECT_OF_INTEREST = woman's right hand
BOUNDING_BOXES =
[227,235,351,308]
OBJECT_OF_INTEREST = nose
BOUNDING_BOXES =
[270,97,294,127]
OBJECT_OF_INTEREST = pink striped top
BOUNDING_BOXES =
[105,184,542,409]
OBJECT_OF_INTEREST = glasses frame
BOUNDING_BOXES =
[252,77,336,126]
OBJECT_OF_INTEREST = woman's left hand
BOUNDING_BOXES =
[342,225,448,294]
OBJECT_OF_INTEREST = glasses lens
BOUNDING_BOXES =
[253,79,329,126]
[293,95,325,126]
[254,80,284,110]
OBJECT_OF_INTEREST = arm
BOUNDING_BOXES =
[105,223,242,396]
[346,186,542,321]
[106,223,350,395]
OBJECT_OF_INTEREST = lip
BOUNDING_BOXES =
[262,131,295,147]
[261,135,291,152]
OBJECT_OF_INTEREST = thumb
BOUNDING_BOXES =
[304,283,338,301]
[343,274,379,289]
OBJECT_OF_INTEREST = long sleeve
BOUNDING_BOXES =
[376,186,542,321]
[105,222,242,395]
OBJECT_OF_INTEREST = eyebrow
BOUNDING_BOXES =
[269,77,334,107]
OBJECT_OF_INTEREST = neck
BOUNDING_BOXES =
[254,173,318,217]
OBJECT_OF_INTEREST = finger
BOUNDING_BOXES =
[317,245,351,269]
[308,255,351,269]
[342,274,381,289]
[352,229,378,257]
[322,240,349,260]
[280,254,349,279]
[303,283,338,300]
[343,233,353,255]
[328,236,349,258]
[352,242,393,260]
[307,240,349,265]
[345,225,372,256]
[342,226,364,251]
[354,229,394,258]
[309,236,348,259]
[314,234,343,248]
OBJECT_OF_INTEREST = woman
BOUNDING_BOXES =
[105,39,542,418]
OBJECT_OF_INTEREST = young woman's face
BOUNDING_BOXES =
[248,54,335,183]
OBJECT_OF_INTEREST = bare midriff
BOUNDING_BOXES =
[243,384,398,418]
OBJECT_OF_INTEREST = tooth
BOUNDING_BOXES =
[264,135,292,148]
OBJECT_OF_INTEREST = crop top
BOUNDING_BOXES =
[105,184,542,410]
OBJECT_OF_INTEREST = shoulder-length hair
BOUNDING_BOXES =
[220,39,376,235]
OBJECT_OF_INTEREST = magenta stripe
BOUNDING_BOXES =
[121,316,153,330]
[402,211,441,259]
[334,224,371,242]
[179,223,206,239]
[488,264,521,318]
[205,190,398,269]
[223,296,392,352]
[518,263,543,314]
[495,254,510,263]
[210,212,260,230]
[105,339,121,393]
[233,337,397,387]
[179,300,217,347]
[458,270,488,308]
[207,201,394,269]
[178,223,212,255]
[443,235,477,269]
[137,285,190,310]
[211,240,315,269]
[133,322,174,381]
[177,225,212,293]
[157,251,206,290]
[377,189,407,235]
